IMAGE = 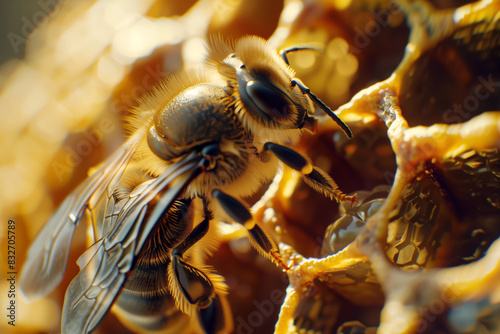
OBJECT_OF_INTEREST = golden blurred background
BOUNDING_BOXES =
[1,0,499,333]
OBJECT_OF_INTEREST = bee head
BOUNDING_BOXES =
[207,35,351,138]
[209,36,317,135]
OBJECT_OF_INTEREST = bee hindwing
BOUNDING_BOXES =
[20,133,142,301]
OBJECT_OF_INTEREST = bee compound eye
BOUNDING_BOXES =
[172,255,215,307]
[245,80,293,123]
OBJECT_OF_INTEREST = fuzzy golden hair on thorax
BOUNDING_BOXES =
[125,69,219,137]
[125,69,222,178]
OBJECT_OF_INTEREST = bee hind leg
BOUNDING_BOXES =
[263,142,357,206]
[198,294,229,334]
[170,199,232,333]
[170,203,216,310]
[211,189,289,270]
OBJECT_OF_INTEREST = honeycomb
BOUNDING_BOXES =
[0,0,499,333]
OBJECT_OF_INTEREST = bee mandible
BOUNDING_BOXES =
[20,35,354,334]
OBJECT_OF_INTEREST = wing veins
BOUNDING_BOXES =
[62,154,202,333]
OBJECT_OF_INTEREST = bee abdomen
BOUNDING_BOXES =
[118,260,175,316]
[116,199,193,316]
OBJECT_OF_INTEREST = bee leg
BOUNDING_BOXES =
[211,189,289,270]
[198,294,228,334]
[170,201,230,334]
[291,78,353,139]
[171,205,215,308]
[263,142,357,206]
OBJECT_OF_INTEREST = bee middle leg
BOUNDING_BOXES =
[211,189,289,270]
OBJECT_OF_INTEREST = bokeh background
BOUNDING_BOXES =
[0,1,43,64]
[1,0,499,333]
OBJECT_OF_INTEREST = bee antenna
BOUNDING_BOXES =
[291,78,352,138]
[279,46,322,65]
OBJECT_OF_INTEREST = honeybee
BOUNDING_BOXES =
[20,35,354,334]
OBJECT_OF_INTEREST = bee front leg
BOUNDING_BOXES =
[211,189,289,270]
[263,142,357,205]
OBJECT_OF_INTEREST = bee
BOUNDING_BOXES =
[20,35,354,334]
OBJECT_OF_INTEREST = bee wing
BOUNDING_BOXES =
[61,154,202,334]
[20,133,142,301]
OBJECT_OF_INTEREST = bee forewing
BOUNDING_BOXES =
[62,238,127,334]
[89,190,121,242]
[62,154,202,334]
[112,153,202,255]
[20,133,142,301]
